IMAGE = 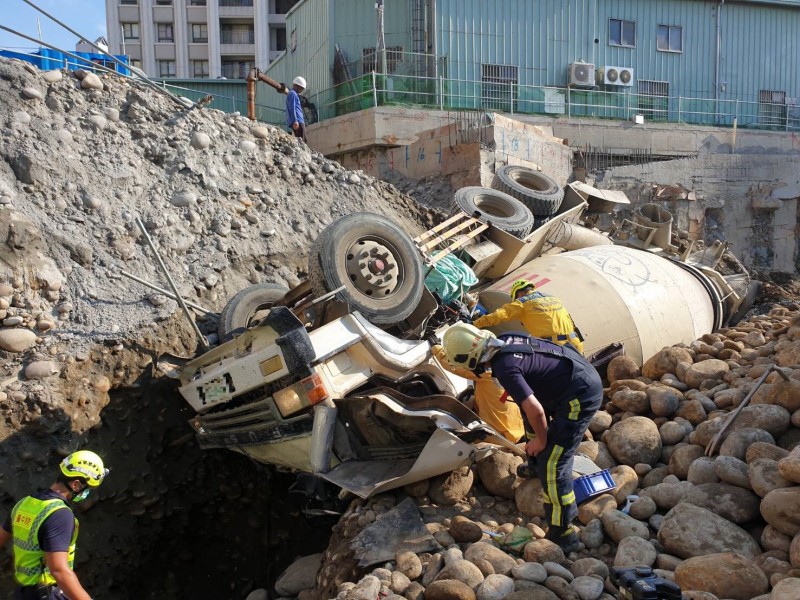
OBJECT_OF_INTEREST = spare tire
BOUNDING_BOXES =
[453,187,534,238]
[496,165,564,216]
[218,282,289,342]
[308,213,424,326]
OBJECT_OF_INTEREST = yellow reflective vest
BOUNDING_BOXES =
[10,496,78,586]
[473,291,584,355]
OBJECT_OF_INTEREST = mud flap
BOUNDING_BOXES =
[318,428,474,498]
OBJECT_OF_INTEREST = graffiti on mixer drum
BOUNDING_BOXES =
[580,247,657,290]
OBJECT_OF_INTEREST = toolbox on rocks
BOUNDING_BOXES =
[573,468,615,504]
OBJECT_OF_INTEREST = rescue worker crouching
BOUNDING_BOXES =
[472,279,584,355]
[0,450,109,600]
[431,343,525,444]
[441,323,602,553]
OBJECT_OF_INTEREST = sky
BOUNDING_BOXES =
[0,0,107,53]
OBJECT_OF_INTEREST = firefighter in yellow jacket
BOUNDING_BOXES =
[473,279,584,355]
[0,450,109,600]
[432,344,525,443]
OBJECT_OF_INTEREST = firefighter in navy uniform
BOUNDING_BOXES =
[442,323,601,552]
[0,450,109,600]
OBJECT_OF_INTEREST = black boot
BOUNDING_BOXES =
[545,524,580,553]
[516,455,538,479]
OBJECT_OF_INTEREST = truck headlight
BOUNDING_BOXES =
[273,373,330,417]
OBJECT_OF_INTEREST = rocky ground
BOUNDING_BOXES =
[269,305,800,600]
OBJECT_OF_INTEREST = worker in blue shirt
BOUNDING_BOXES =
[442,323,602,554]
[286,76,307,141]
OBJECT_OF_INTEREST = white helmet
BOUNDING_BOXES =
[292,76,307,89]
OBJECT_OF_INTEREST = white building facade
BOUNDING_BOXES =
[105,0,297,79]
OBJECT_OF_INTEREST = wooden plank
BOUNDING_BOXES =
[413,212,468,243]
[418,218,481,253]
[427,224,489,265]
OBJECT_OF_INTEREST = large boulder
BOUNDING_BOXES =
[515,478,546,518]
[748,458,794,498]
[606,416,662,466]
[648,385,682,418]
[429,466,474,506]
[657,503,761,559]
[643,347,694,380]
[609,465,639,504]
[760,487,800,536]
[746,442,789,463]
[476,452,522,499]
[576,494,616,526]
[600,510,649,543]
[0,328,37,353]
[275,553,323,596]
[682,482,761,523]
[611,389,649,414]
[450,517,484,543]
[435,560,485,590]
[791,532,800,568]
[777,447,800,483]
[713,456,751,489]
[607,356,641,383]
[680,359,730,389]
[669,444,705,479]
[425,580,476,600]
[753,379,800,412]
[464,543,516,576]
[673,553,769,600]
[396,551,423,580]
[641,481,694,511]
[719,428,775,461]
[771,578,800,600]
[613,536,657,567]
[523,540,564,564]
[476,575,514,600]
[729,404,791,438]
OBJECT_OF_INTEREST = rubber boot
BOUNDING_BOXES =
[516,454,538,479]
[544,524,580,553]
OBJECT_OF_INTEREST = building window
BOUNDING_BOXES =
[122,23,140,40]
[638,80,669,121]
[188,0,206,5]
[120,0,138,5]
[221,60,254,79]
[362,46,403,74]
[609,18,636,48]
[220,25,255,44]
[155,0,173,5]
[159,60,176,77]
[130,59,142,69]
[481,63,518,112]
[192,60,209,78]
[219,0,253,6]
[275,0,299,13]
[759,90,787,128]
[191,24,208,43]
[657,25,683,53]
[271,26,287,51]
[157,23,174,42]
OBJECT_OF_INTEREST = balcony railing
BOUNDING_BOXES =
[219,0,253,6]
[221,64,253,79]
[220,31,255,44]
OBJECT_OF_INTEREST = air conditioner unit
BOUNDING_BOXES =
[599,66,634,87]
[568,62,595,87]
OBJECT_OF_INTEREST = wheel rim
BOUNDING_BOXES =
[345,237,404,298]
[246,303,277,328]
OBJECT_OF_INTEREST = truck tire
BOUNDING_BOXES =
[452,187,534,238]
[308,213,424,326]
[218,282,289,342]
[495,165,564,216]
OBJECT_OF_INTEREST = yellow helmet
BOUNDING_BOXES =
[442,323,496,371]
[60,450,108,488]
[510,279,536,300]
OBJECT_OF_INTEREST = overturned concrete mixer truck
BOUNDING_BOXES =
[176,172,755,499]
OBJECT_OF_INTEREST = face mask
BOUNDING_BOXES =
[72,487,91,503]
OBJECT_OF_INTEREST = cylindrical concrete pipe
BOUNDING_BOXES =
[478,245,723,365]
[547,221,613,251]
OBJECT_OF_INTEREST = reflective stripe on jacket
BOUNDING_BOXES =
[473,291,584,355]
[10,496,78,586]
